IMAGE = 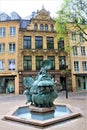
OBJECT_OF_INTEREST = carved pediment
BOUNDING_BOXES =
[36,6,51,20]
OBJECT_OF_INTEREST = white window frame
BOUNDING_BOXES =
[79,33,84,42]
[73,46,78,56]
[81,46,86,56]
[82,61,87,71]
[9,27,16,36]
[0,60,4,71]
[72,32,77,41]
[0,43,5,53]
[0,27,5,37]
[74,61,79,72]
[8,59,16,70]
[9,43,15,53]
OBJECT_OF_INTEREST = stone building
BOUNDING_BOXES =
[18,7,72,94]
[0,12,20,94]
[67,24,87,91]
[1,7,87,94]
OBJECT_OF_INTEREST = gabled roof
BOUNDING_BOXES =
[10,11,21,20]
[0,12,11,21]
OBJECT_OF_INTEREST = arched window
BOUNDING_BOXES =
[40,24,44,31]
[34,23,38,30]
[45,24,48,31]
[50,24,54,31]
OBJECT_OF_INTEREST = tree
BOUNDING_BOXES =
[56,0,87,41]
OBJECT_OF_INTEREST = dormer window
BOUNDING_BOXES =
[34,23,38,30]
[45,24,48,31]
[40,24,44,31]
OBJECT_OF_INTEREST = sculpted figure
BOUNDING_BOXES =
[23,59,58,108]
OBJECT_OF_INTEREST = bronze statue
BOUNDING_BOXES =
[23,59,58,108]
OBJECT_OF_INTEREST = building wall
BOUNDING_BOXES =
[67,24,87,91]
[18,8,72,94]
[0,20,20,94]
[0,9,73,95]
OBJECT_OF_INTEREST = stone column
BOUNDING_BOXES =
[15,73,19,95]
[32,55,35,70]
[55,56,59,70]
[55,75,60,92]
[72,74,76,92]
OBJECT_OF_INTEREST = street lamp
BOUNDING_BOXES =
[65,65,68,99]
[65,76,68,99]
[61,65,69,99]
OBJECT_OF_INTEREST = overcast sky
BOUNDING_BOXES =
[0,0,63,18]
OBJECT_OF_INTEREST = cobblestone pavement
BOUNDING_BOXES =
[0,91,87,130]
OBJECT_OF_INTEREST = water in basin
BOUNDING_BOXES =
[13,105,72,121]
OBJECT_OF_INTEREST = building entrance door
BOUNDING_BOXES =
[60,77,66,91]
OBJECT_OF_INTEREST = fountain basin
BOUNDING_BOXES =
[4,103,81,127]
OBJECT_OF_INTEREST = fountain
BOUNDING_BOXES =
[4,59,81,127]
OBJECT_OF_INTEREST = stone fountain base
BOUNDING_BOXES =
[29,105,55,113]
[3,103,81,127]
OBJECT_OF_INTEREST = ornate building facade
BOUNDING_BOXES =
[18,7,72,94]
[1,7,87,94]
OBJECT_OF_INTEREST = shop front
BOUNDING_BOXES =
[0,72,19,95]
[76,74,87,91]
[0,76,15,94]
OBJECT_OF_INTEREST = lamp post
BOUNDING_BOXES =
[65,65,68,99]
[65,76,68,99]
[61,65,69,99]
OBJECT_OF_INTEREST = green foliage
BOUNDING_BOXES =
[61,69,71,76]
[65,45,72,52]
[55,0,87,40]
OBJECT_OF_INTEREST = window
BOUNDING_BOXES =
[73,46,78,56]
[47,37,54,49]
[82,61,87,71]
[0,27,5,37]
[24,36,31,49]
[58,38,64,50]
[9,27,16,36]
[79,33,84,42]
[23,56,32,70]
[72,32,76,41]
[1,15,6,21]
[0,60,4,71]
[36,56,43,70]
[59,56,66,70]
[8,59,15,70]
[81,46,86,56]
[0,43,5,53]
[48,56,55,70]
[74,61,79,71]
[34,23,38,30]
[40,24,44,31]
[45,24,48,31]
[9,43,15,53]
[35,36,43,49]
[50,24,54,31]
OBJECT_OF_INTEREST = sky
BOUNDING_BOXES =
[0,0,63,18]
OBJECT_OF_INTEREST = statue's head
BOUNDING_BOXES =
[41,59,53,70]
